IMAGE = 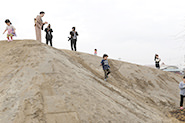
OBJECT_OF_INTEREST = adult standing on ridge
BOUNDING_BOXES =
[70,27,79,51]
[154,54,161,69]
[35,11,48,42]
[45,24,53,46]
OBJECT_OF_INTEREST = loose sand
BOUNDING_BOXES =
[0,40,182,123]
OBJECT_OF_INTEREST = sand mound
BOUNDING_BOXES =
[0,40,182,123]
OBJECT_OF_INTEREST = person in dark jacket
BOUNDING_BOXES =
[69,27,79,51]
[45,24,53,46]
[154,54,161,69]
[100,54,111,81]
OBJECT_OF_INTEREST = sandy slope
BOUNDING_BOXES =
[0,40,182,123]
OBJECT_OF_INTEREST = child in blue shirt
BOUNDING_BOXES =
[101,54,111,81]
[179,76,185,110]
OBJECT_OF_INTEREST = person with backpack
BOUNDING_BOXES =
[45,24,53,46]
[69,27,79,51]
[101,54,111,81]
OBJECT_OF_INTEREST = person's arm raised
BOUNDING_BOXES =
[43,22,48,24]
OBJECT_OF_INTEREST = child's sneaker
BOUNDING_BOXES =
[180,107,183,110]
[10,39,13,42]
[7,39,10,42]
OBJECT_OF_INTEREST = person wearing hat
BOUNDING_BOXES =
[179,76,185,110]
[35,11,48,42]
[69,27,79,51]
[100,54,111,81]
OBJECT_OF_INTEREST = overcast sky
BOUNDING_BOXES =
[0,0,185,66]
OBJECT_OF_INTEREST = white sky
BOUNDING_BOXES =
[0,0,185,65]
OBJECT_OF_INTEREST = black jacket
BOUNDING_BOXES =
[70,31,78,40]
[45,28,53,40]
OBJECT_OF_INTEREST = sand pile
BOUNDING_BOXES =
[0,40,183,123]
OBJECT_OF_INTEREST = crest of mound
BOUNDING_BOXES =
[0,40,182,123]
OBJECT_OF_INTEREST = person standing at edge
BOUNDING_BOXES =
[94,49,97,55]
[45,24,53,46]
[70,27,78,51]
[35,11,48,42]
[154,54,161,69]
[3,19,16,42]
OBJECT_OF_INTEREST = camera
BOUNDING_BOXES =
[68,37,72,41]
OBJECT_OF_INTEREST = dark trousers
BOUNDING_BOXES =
[104,69,111,79]
[71,39,77,51]
[46,39,52,47]
[155,63,160,69]
[180,95,185,107]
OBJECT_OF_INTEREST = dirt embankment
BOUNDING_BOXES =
[0,40,182,123]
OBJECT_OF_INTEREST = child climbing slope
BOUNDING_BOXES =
[101,54,111,81]
[3,19,16,42]
[179,76,185,110]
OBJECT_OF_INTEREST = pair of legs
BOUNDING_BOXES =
[104,69,111,79]
[180,95,185,107]
[46,39,52,47]
[35,27,41,42]
[7,34,13,42]
[71,39,77,51]
[155,63,160,69]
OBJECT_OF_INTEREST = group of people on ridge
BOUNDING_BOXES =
[2,11,111,81]
[34,11,79,50]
